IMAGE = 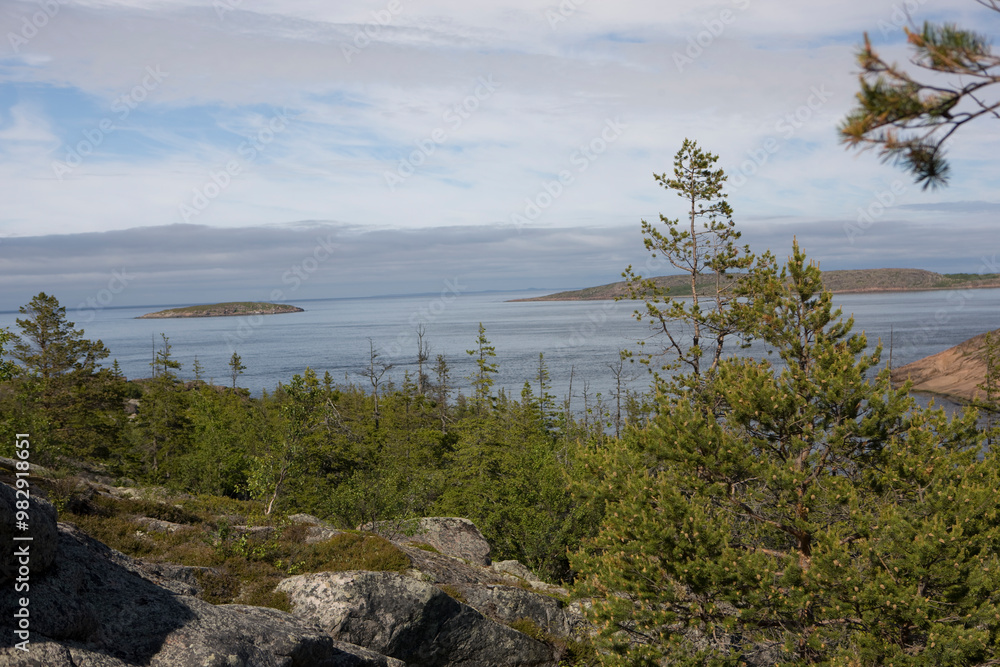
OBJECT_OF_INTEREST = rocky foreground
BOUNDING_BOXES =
[0,480,587,666]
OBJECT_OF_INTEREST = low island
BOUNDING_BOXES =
[137,302,304,319]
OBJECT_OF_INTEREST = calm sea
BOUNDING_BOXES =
[2,288,998,411]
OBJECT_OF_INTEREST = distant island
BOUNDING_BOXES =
[511,268,1000,301]
[137,302,304,319]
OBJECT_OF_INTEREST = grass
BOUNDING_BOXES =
[53,481,410,612]
[438,584,467,604]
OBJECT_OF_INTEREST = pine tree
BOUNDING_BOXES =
[229,351,246,388]
[466,323,498,413]
[361,339,392,430]
[416,324,430,395]
[131,334,188,479]
[573,241,1000,665]
[974,330,1000,443]
[621,139,756,378]
[13,292,109,379]
[153,333,181,380]
[433,354,451,430]
[0,327,17,381]
[8,293,126,462]
[840,10,1000,188]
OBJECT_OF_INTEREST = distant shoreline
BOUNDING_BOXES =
[509,268,1000,302]
[137,302,304,319]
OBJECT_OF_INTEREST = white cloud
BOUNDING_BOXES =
[0,0,994,287]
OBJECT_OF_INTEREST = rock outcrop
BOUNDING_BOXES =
[892,328,1000,401]
[277,571,555,667]
[0,481,59,583]
[0,483,402,666]
[362,517,492,566]
[0,478,585,666]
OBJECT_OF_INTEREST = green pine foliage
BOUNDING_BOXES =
[572,242,1000,665]
[1,293,129,463]
[840,7,1000,189]
[621,139,756,378]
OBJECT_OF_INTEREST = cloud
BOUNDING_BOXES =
[898,201,1000,213]
[1,217,998,314]
[0,0,998,302]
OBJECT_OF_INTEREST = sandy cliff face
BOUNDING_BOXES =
[891,329,1000,402]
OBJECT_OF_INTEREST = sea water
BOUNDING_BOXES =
[1,287,998,412]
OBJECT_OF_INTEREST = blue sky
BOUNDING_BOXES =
[0,0,998,311]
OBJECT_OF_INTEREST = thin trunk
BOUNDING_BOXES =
[689,169,701,376]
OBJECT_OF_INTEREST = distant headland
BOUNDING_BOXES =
[137,302,304,319]
[510,269,1000,301]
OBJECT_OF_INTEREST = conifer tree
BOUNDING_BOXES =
[229,351,246,388]
[8,293,125,461]
[13,292,109,379]
[621,139,756,378]
[130,333,189,479]
[433,354,451,430]
[0,327,17,381]
[840,6,1000,188]
[574,241,1000,665]
[466,323,498,413]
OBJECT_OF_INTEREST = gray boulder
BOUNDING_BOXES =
[135,516,187,534]
[0,516,401,666]
[450,584,578,638]
[490,559,542,583]
[277,571,556,667]
[287,513,329,526]
[0,480,59,583]
[363,517,491,566]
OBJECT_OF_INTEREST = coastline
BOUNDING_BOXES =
[510,278,1000,302]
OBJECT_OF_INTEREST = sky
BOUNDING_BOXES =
[0,0,998,312]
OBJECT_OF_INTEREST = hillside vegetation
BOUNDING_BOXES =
[515,268,1000,301]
